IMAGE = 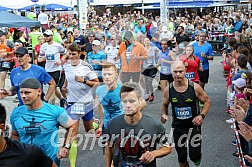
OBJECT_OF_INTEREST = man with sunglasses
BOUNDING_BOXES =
[73,28,87,60]
[115,31,148,83]
[38,29,66,106]
[0,47,55,106]
[84,31,96,55]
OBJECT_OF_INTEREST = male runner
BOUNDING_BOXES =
[10,78,76,166]
[0,103,57,167]
[0,30,15,90]
[0,47,55,105]
[161,61,211,167]
[105,82,172,167]
[38,29,66,106]
[62,43,99,167]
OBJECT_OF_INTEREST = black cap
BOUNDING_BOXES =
[0,30,6,37]
[15,47,28,56]
[124,31,133,40]
[20,77,41,89]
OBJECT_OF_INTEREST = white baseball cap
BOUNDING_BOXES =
[43,29,53,36]
[232,78,246,88]
[92,40,101,46]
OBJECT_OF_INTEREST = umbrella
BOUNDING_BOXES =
[0,6,12,12]
[18,4,41,12]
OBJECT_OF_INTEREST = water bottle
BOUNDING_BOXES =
[199,60,203,70]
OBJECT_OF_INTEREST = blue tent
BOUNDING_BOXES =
[44,4,73,11]
[152,1,212,8]
[18,4,41,12]
[0,6,12,12]
[0,11,41,27]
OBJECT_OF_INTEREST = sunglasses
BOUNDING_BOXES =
[89,36,95,38]
[111,39,116,40]
[44,34,51,37]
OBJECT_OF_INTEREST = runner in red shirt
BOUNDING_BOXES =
[180,45,202,83]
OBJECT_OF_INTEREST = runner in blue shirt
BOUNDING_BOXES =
[10,78,76,167]
[192,32,214,89]
[0,47,55,105]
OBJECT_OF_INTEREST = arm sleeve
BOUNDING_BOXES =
[57,108,70,127]
[26,145,53,167]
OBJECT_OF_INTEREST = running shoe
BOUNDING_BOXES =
[145,96,150,101]
[226,118,235,124]
[194,158,201,166]
[233,151,239,157]
[232,140,237,146]
[149,95,154,102]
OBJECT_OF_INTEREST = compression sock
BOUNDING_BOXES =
[69,140,77,167]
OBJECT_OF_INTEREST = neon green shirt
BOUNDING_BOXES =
[27,12,36,20]
[53,30,62,44]
[29,31,43,48]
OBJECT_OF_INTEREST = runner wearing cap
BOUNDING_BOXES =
[0,103,58,167]
[0,30,15,90]
[87,40,107,82]
[10,78,77,166]
[38,29,66,106]
[0,47,55,106]
[115,31,148,83]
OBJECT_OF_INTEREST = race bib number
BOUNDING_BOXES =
[146,58,153,65]
[126,52,131,63]
[185,72,195,80]
[175,107,192,120]
[46,54,55,61]
[115,63,121,69]
[161,66,169,73]
[1,62,10,68]
[70,103,86,114]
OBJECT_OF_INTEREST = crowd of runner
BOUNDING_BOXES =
[0,6,252,167]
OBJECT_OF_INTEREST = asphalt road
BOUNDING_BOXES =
[2,56,240,167]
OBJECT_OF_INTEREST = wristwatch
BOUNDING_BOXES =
[199,113,205,119]
[63,143,71,149]
[83,77,87,84]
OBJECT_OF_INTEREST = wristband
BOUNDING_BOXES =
[200,113,205,119]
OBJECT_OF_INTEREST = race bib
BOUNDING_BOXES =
[161,66,169,73]
[115,63,121,69]
[46,54,55,61]
[126,52,131,63]
[146,58,153,65]
[185,72,195,80]
[175,107,192,120]
[1,62,10,68]
[69,102,93,115]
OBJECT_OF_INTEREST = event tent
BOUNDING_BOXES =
[44,4,73,11]
[0,6,12,12]
[18,4,42,12]
[0,11,41,28]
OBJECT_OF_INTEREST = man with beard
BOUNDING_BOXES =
[175,26,190,46]
[105,82,172,167]
[0,47,55,106]
[38,30,66,106]
[10,78,77,166]
[161,61,210,167]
